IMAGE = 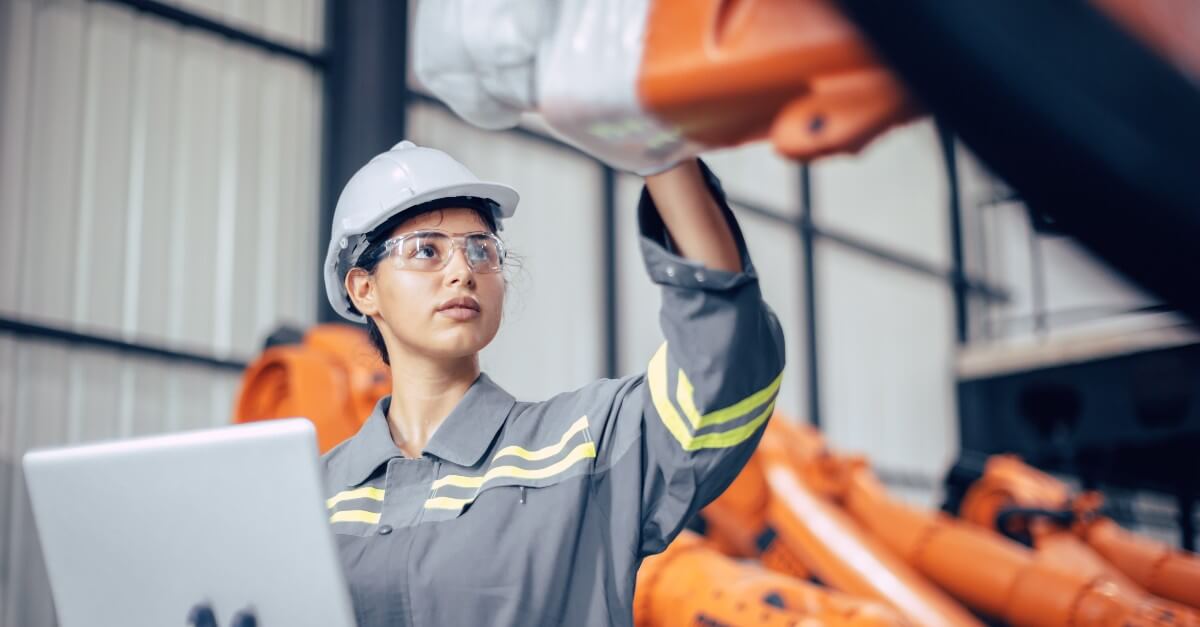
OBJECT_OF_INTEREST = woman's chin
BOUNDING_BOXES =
[420,334,491,361]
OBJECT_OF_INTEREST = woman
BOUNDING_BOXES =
[321,141,785,626]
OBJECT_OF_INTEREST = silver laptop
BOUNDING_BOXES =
[23,419,355,627]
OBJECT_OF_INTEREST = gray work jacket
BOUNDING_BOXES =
[321,164,786,627]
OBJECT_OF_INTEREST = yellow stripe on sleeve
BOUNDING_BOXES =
[647,343,698,450]
[676,368,782,430]
[647,342,779,452]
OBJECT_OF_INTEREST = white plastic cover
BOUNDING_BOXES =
[413,0,705,175]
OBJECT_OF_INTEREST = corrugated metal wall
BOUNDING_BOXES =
[0,0,325,624]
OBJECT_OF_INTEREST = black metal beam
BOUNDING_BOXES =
[318,0,411,322]
[602,166,619,378]
[814,223,1008,303]
[0,316,247,371]
[799,166,822,428]
[93,0,325,69]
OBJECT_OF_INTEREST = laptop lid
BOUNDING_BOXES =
[22,419,354,627]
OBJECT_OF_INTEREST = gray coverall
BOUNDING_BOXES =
[321,164,786,626]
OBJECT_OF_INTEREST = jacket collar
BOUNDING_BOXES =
[341,373,515,486]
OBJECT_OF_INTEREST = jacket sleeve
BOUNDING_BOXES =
[589,161,786,558]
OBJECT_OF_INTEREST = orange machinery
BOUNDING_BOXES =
[635,0,917,161]
[704,419,1200,626]
[954,454,1200,611]
[234,324,390,454]
[632,0,1197,163]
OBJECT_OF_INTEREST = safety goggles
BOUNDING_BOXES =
[381,230,506,273]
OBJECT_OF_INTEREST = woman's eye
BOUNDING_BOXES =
[413,245,438,259]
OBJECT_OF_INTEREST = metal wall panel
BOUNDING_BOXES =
[815,242,957,483]
[614,172,809,420]
[17,0,88,327]
[124,13,181,344]
[0,335,18,622]
[811,120,950,269]
[74,3,136,334]
[0,0,325,623]
[407,104,606,402]
[169,0,326,50]
[0,0,37,312]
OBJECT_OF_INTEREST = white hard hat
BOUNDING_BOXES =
[323,140,519,322]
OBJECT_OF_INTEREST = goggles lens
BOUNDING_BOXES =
[385,231,505,273]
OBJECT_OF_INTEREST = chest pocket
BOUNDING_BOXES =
[422,415,596,521]
[326,482,387,537]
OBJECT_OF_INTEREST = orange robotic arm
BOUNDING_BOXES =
[709,417,1199,626]
[637,0,917,160]
[635,531,907,627]
[703,419,983,627]
[840,455,1200,626]
[956,454,1200,611]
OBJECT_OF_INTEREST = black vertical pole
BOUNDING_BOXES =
[319,0,411,323]
[799,166,822,428]
[602,166,619,378]
[1180,491,1196,552]
[939,124,969,345]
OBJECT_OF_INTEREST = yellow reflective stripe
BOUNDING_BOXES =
[326,486,385,509]
[492,415,590,463]
[648,343,696,449]
[431,441,597,491]
[431,473,486,490]
[424,496,473,511]
[677,368,782,430]
[329,509,381,524]
[648,342,777,452]
[685,400,775,450]
[424,442,597,509]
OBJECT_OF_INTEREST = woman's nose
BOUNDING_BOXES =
[443,248,476,287]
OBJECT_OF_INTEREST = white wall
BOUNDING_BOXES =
[0,1,325,624]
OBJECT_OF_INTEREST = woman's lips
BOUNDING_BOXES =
[437,306,480,321]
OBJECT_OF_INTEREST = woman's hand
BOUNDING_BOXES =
[644,159,743,274]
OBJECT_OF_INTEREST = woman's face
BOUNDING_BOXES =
[352,207,505,363]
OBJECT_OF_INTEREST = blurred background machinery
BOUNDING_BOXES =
[1,0,1198,624]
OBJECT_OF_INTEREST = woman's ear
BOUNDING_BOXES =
[345,268,380,317]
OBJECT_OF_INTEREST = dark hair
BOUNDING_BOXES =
[350,197,501,365]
